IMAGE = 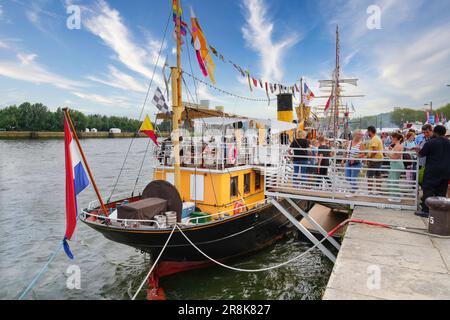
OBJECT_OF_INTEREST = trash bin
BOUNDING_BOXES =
[426,197,450,236]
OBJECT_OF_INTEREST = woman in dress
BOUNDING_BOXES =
[386,132,405,202]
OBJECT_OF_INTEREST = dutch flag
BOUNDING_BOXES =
[63,117,89,259]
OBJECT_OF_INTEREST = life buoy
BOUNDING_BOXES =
[228,144,237,165]
[233,200,245,215]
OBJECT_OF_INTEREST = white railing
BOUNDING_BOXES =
[155,142,289,170]
[265,146,419,210]
[80,210,163,229]
[185,199,269,224]
[81,198,270,230]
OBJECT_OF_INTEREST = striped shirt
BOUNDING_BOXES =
[348,141,362,162]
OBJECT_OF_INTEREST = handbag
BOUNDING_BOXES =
[419,166,425,185]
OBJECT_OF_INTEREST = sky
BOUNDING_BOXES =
[0,0,450,120]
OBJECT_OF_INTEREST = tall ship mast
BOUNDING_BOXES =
[316,26,363,141]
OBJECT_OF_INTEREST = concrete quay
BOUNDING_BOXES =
[323,206,450,300]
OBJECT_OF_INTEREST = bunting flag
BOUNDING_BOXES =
[152,87,171,116]
[64,116,90,259]
[303,83,315,106]
[193,36,303,95]
[209,45,218,57]
[324,94,332,115]
[190,8,215,83]
[264,82,270,106]
[139,115,158,145]
[172,0,187,36]
[162,55,170,100]
[426,111,430,123]
[246,71,253,92]
[436,112,439,124]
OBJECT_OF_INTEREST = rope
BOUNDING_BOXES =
[328,218,450,239]
[108,7,172,203]
[131,224,176,300]
[176,225,330,272]
[182,70,273,103]
[17,241,64,300]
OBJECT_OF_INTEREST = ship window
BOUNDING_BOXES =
[244,173,250,194]
[230,176,239,198]
[255,172,261,190]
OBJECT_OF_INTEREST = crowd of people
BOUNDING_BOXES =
[289,124,450,216]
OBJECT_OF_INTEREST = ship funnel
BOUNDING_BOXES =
[277,94,294,123]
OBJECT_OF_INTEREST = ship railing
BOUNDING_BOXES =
[155,142,288,170]
[80,198,270,229]
[265,147,419,210]
[185,198,269,224]
[79,210,163,229]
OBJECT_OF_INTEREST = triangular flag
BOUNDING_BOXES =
[324,94,332,114]
[246,71,253,92]
[139,115,158,145]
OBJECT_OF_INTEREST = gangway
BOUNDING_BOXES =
[265,146,419,262]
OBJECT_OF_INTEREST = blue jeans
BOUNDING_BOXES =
[294,159,308,182]
[345,162,362,190]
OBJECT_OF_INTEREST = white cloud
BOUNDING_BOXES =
[71,92,116,105]
[71,91,136,109]
[25,2,60,37]
[87,65,148,93]
[83,0,164,86]
[314,0,450,116]
[241,0,299,82]
[0,40,9,49]
[0,52,84,90]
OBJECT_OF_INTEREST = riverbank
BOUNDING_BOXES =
[0,131,169,139]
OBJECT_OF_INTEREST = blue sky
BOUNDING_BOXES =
[1,0,450,119]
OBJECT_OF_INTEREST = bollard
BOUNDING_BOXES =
[426,197,450,236]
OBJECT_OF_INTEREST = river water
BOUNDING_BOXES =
[0,139,332,300]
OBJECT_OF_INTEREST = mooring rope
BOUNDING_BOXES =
[131,224,177,300]
[175,225,330,273]
[17,241,64,300]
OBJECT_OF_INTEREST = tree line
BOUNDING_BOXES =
[0,102,150,132]
[350,103,450,129]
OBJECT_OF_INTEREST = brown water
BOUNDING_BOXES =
[0,139,332,300]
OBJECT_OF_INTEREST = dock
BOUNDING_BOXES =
[323,206,450,300]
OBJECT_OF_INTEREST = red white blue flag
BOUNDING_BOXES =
[303,83,315,106]
[63,116,89,259]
